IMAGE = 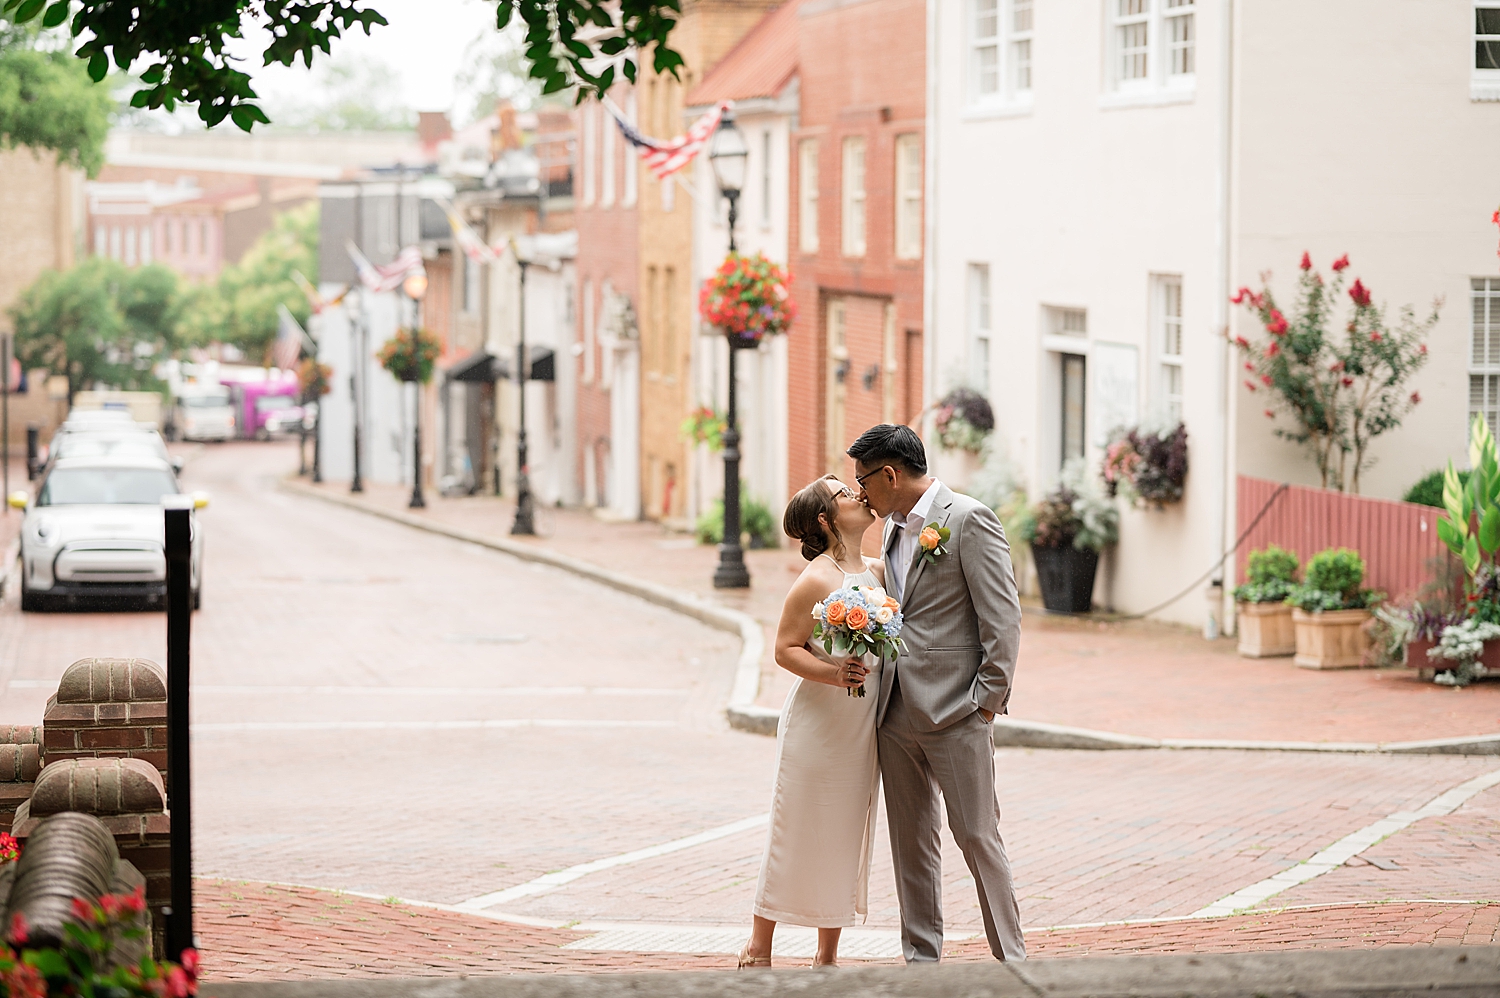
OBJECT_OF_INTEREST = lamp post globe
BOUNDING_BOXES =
[404,269,428,509]
[709,110,752,590]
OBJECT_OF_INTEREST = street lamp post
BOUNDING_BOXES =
[404,270,429,508]
[511,253,535,535]
[350,292,365,494]
[709,110,751,590]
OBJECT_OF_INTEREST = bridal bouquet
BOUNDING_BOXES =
[812,585,905,697]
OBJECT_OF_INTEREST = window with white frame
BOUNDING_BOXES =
[1471,279,1500,434]
[894,133,922,260]
[798,138,819,253]
[1155,275,1184,424]
[582,278,595,385]
[1109,0,1195,95]
[969,0,1033,106]
[841,136,866,258]
[1475,3,1500,99]
[968,264,992,393]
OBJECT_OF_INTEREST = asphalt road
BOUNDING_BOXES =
[0,441,1495,951]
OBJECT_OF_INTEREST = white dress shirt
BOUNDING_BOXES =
[887,478,943,601]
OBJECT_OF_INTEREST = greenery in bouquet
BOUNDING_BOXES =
[1017,458,1117,553]
[1101,422,1188,506]
[934,388,995,454]
[1284,547,1384,612]
[680,406,727,451]
[697,252,796,345]
[1228,252,1434,494]
[377,327,441,384]
[1233,544,1299,604]
[812,584,905,696]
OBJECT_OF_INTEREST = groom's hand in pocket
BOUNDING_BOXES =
[978,708,995,723]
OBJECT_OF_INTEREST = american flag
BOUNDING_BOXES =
[605,98,731,180]
[437,199,503,264]
[346,239,425,294]
[273,304,312,371]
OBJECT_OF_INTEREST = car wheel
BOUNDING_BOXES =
[19,573,43,613]
[192,587,201,610]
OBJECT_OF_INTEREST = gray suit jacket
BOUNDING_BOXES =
[876,483,1022,732]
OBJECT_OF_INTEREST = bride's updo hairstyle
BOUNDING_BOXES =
[784,475,847,562]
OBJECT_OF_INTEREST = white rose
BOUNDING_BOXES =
[812,602,825,619]
[876,606,894,625]
[866,586,886,603]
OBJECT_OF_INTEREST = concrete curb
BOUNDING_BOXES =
[199,945,1500,998]
[279,480,776,736]
[993,718,1500,756]
[281,481,1500,755]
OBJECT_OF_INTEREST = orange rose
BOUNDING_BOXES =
[825,600,847,626]
[883,596,899,611]
[919,526,942,550]
[845,605,870,630]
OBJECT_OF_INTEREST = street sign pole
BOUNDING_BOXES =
[163,497,194,961]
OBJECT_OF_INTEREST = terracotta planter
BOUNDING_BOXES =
[1237,602,1296,658]
[1292,608,1373,669]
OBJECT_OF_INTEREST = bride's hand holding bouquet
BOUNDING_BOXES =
[812,585,905,697]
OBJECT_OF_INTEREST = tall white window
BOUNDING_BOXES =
[1475,3,1500,100]
[1155,275,1184,424]
[200,219,210,258]
[798,138,819,253]
[1109,0,1195,95]
[759,130,773,230]
[622,94,639,206]
[582,278,596,385]
[970,0,1033,106]
[968,264,992,393]
[582,103,597,206]
[124,228,137,266]
[464,255,481,314]
[894,134,922,260]
[600,104,616,207]
[140,226,152,265]
[94,225,105,257]
[841,136,866,258]
[1471,279,1500,435]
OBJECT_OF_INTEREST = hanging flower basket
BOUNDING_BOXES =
[1101,422,1189,507]
[377,327,441,384]
[297,358,332,402]
[934,388,995,454]
[698,252,797,347]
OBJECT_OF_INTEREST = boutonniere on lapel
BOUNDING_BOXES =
[918,523,950,564]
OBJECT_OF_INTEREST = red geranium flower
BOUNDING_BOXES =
[1331,254,1350,272]
[1349,279,1371,307]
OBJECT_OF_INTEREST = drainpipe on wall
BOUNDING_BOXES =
[1214,0,1237,637]
[922,0,940,434]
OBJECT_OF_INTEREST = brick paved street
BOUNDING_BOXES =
[2,442,1499,982]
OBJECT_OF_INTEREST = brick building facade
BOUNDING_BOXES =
[788,0,926,490]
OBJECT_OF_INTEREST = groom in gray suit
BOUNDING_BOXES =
[849,423,1025,963]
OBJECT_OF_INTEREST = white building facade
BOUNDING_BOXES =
[928,0,1499,626]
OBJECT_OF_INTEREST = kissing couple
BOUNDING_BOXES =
[738,423,1025,968]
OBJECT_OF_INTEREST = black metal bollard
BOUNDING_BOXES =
[25,425,38,480]
[163,497,194,961]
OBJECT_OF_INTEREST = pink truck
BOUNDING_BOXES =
[224,376,303,440]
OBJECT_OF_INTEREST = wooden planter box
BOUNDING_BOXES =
[1405,636,1500,676]
[1292,608,1372,669]
[1237,602,1296,658]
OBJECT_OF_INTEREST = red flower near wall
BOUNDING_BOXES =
[1349,279,1372,307]
[698,252,797,345]
[1332,254,1350,272]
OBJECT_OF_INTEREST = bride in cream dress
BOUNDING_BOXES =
[739,474,885,969]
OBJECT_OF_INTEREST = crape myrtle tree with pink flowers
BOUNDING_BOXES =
[1229,253,1437,494]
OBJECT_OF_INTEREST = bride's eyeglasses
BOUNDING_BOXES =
[829,483,859,501]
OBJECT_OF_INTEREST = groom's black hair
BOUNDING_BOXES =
[847,423,927,475]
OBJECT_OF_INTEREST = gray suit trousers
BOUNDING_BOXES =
[878,679,1025,963]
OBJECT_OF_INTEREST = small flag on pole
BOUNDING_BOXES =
[346,240,424,294]
[273,305,312,371]
[604,98,730,180]
[436,199,504,264]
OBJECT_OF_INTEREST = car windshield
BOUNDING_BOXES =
[37,468,179,506]
[54,437,166,461]
[255,395,297,412]
[181,395,230,408]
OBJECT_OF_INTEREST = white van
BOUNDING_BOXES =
[173,386,236,442]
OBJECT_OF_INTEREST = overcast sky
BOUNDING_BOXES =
[242,0,500,114]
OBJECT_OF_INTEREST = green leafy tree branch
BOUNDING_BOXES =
[0,19,112,173]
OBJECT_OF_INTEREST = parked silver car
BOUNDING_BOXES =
[7,456,206,611]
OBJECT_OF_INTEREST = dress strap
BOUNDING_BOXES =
[816,552,844,572]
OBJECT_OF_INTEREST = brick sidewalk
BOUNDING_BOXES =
[194,879,1500,981]
[302,473,1500,745]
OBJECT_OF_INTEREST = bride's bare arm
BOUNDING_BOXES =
[774,571,869,689]
[864,556,886,587]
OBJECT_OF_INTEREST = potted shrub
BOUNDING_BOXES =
[1287,547,1384,669]
[1015,460,1118,613]
[1234,545,1299,658]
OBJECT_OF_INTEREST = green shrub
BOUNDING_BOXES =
[694,487,776,548]
[1234,545,1300,604]
[1285,547,1384,611]
[1404,469,1469,508]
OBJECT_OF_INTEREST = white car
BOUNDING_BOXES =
[8,456,206,612]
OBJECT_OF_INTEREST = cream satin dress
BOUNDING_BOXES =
[752,558,882,928]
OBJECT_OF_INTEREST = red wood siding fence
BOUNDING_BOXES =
[1237,476,1449,600]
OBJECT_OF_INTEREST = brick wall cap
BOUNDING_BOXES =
[30,758,166,817]
[56,659,166,704]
